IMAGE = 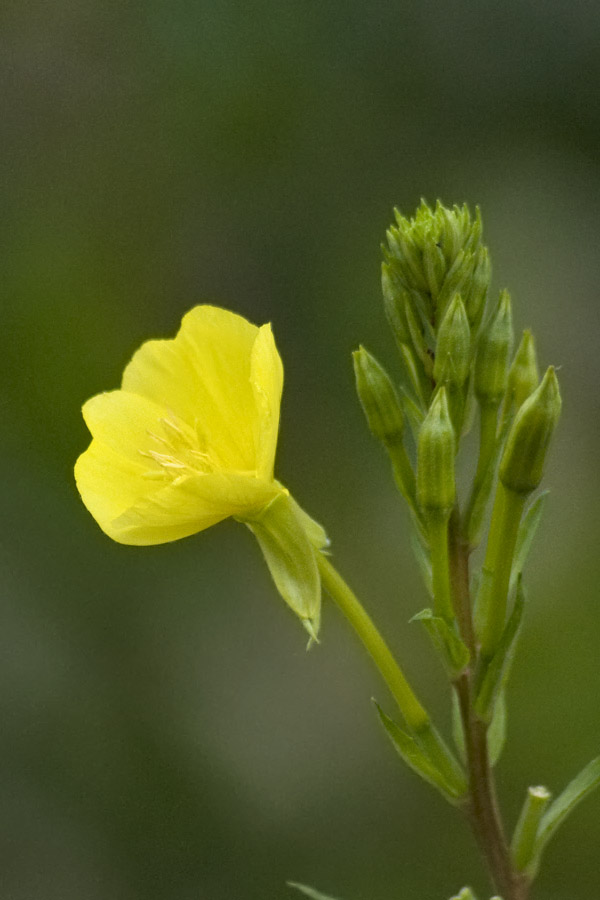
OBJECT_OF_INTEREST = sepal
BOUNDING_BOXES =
[246,493,325,640]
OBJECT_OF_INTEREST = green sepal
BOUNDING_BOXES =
[528,756,600,877]
[487,689,507,767]
[287,883,342,900]
[247,493,325,641]
[374,702,466,803]
[509,491,548,594]
[475,578,525,723]
[411,608,470,676]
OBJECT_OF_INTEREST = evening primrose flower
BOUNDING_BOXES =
[75,305,327,639]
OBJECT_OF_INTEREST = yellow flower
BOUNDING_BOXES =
[75,305,326,638]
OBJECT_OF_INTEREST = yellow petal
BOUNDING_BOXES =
[122,306,260,470]
[81,390,175,464]
[108,473,282,545]
[250,323,284,479]
[76,431,282,545]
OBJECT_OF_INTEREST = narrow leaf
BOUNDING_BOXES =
[374,702,464,802]
[487,689,507,767]
[530,756,600,874]
[509,491,548,593]
[410,530,433,597]
[451,691,466,763]
[475,579,525,723]
[411,608,470,675]
[287,883,342,900]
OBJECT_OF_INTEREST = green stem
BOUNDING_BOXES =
[428,512,455,623]
[511,786,551,874]
[316,553,429,733]
[448,516,530,900]
[476,402,499,485]
[478,483,525,659]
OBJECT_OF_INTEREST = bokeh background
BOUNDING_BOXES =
[2,2,600,898]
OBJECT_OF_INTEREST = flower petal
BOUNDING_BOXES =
[121,306,261,470]
[81,390,174,463]
[109,473,282,545]
[250,323,284,479]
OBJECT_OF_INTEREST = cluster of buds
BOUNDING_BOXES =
[355,200,561,655]
[356,200,560,537]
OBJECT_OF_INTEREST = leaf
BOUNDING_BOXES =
[411,608,470,676]
[529,756,600,875]
[475,578,525,723]
[451,691,466,763]
[410,531,433,597]
[487,689,507,767]
[509,491,548,593]
[374,702,465,802]
[287,883,343,900]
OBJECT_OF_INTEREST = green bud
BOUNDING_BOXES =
[382,263,410,344]
[474,290,513,405]
[433,294,471,387]
[464,245,491,329]
[417,388,456,513]
[507,330,539,409]
[353,346,404,446]
[499,367,562,495]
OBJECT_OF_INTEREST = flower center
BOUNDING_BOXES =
[139,414,218,480]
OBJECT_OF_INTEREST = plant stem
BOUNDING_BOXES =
[478,483,525,659]
[449,516,530,900]
[316,552,429,733]
[428,512,455,623]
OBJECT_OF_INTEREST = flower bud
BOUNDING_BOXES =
[499,367,561,495]
[417,388,456,513]
[382,263,410,345]
[507,329,539,410]
[474,290,513,405]
[433,294,471,387]
[353,346,404,446]
[464,245,491,329]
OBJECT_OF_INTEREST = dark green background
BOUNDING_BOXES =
[2,2,599,898]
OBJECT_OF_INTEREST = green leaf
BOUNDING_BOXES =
[287,883,342,900]
[374,702,465,803]
[410,530,433,597]
[475,578,525,723]
[509,491,548,593]
[487,689,507,767]
[247,493,322,641]
[451,691,466,763]
[411,608,470,676]
[529,756,600,875]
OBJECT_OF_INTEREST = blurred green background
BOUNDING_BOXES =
[2,1,599,898]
